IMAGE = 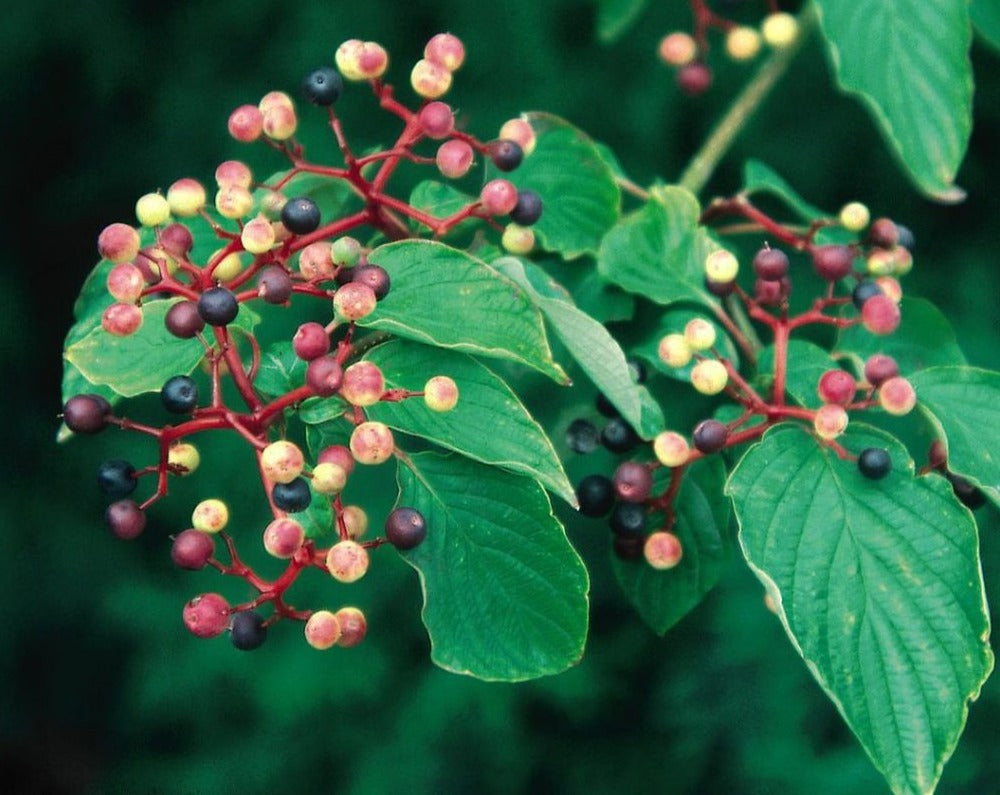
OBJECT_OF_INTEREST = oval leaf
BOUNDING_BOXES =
[728,423,993,795]
[396,451,590,681]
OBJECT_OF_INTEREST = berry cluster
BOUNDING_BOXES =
[657,2,800,95]
[63,33,539,651]
[570,196,938,571]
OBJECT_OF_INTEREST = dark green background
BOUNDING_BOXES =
[4,0,999,792]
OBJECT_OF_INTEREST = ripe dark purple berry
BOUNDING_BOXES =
[257,266,293,304]
[161,375,199,414]
[601,417,639,454]
[272,477,312,512]
[947,472,986,509]
[576,474,615,517]
[106,499,146,540]
[509,189,543,226]
[63,394,111,434]
[281,197,321,235]
[677,61,712,95]
[171,529,216,570]
[867,217,899,249]
[198,286,239,326]
[230,610,267,651]
[613,534,645,561]
[302,66,343,105]
[857,448,892,480]
[811,245,854,281]
[98,459,137,499]
[489,139,524,171]
[595,392,620,418]
[350,264,391,300]
[852,280,883,309]
[692,419,728,454]
[752,247,789,281]
[610,501,646,536]
[566,418,600,453]
[613,461,653,503]
[705,276,736,297]
[306,355,343,397]
[384,507,427,550]
[165,300,205,338]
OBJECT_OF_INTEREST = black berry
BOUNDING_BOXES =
[610,501,646,536]
[852,280,883,310]
[613,534,645,561]
[489,139,524,171]
[753,247,789,281]
[601,417,639,454]
[198,287,239,326]
[576,474,615,517]
[98,459,137,499]
[595,392,620,418]
[692,419,728,454]
[161,375,199,414]
[627,358,648,384]
[106,499,146,540]
[230,611,267,651]
[302,66,343,105]
[166,300,206,338]
[384,507,427,550]
[351,264,391,300]
[63,394,110,434]
[272,477,312,512]
[567,418,600,454]
[857,448,892,480]
[257,266,294,304]
[510,189,543,226]
[281,197,321,235]
[947,472,986,509]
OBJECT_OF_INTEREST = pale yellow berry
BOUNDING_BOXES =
[192,498,229,533]
[135,192,171,227]
[690,359,728,395]
[167,179,207,217]
[653,431,690,468]
[762,13,799,49]
[658,333,692,368]
[411,58,452,99]
[215,185,254,220]
[704,249,739,282]
[209,248,246,281]
[168,442,200,476]
[501,223,535,254]
[241,215,277,254]
[644,531,684,570]
[725,26,762,61]
[326,540,370,583]
[424,375,459,412]
[312,462,349,495]
[304,610,342,650]
[261,440,305,484]
[657,32,697,66]
[684,318,717,351]
[813,403,849,439]
[839,201,870,232]
[341,505,369,539]
[498,118,536,156]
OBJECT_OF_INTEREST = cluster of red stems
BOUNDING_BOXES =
[61,33,547,652]
[657,0,800,95]
[574,196,930,567]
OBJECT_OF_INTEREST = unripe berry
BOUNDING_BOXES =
[106,499,146,540]
[704,249,739,282]
[874,275,903,303]
[890,247,913,276]
[318,444,355,474]
[865,249,896,277]
[341,504,369,539]
[644,531,683,570]
[350,421,395,465]
[306,355,344,397]
[335,607,368,647]
[658,31,697,66]
[576,474,615,517]
[272,477,312,513]
[332,236,362,266]
[861,294,901,335]
[684,318,716,351]
[228,104,264,142]
[215,185,254,219]
[165,300,205,338]
[502,223,535,254]
[312,462,348,495]
[752,246,789,281]
[653,431,689,468]
[488,139,524,172]
[418,101,455,139]
[350,264,391,300]
[326,540,370,583]
[168,442,200,475]
[230,611,267,651]
[98,222,141,263]
[215,160,253,189]
[864,354,899,387]
[263,517,305,558]
[102,302,143,336]
[63,394,111,434]
[355,41,389,79]
[858,448,892,480]
[601,417,639,453]
[171,529,215,569]
[813,403,849,439]
[436,139,475,179]
[817,369,856,406]
[261,441,305,484]
[333,282,378,321]
[335,40,366,80]
[479,179,519,216]
[262,103,297,140]
[411,58,451,98]
[105,263,144,302]
[676,62,712,95]
[385,507,428,550]
[341,362,385,406]
[135,192,171,227]
[424,375,459,412]
[613,461,653,503]
[658,333,692,368]
[192,499,229,533]
[692,419,728,454]
[198,287,239,326]
[762,12,799,48]
[812,244,854,280]
[839,201,870,232]
[690,359,728,395]
[425,32,465,71]
[725,26,762,61]
[498,118,536,156]
[240,215,277,255]
[167,179,206,217]
[868,217,899,249]
[302,66,343,105]
[293,322,330,361]
[183,593,230,638]
[304,610,342,650]
[878,376,916,416]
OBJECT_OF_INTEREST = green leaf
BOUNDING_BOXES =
[362,239,567,383]
[836,297,966,374]
[298,491,335,539]
[972,0,1000,51]
[595,0,649,42]
[743,159,829,222]
[612,457,730,634]
[634,306,740,385]
[598,185,720,308]
[497,113,620,258]
[757,339,836,407]
[396,451,589,681]
[254,342,306,399]
[728,423,993,795]
[814,0,972,201]
[910,366,1000,505]
[365,338,576,506]
[64,298,259,398]
[408,180,478,235]
[492,257,664,439]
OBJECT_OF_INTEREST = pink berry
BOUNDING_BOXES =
[304,610,342,650]
[262,517,305,559]
[676,62,712,95]
[341,361,385,406]
[171,529,215,570]
[864,354,899,387]
[410,58,452,99]
[102,302,143,336]
[435,139,474,179]
[183,593,230,638]
[298,241,336,280]
[106,263,145,302]
[878,376,916,416]
[350,421,395,465]
[98,223,141,264]
[228,104,264,142]
[861,294,901,335]
[813,403,849,439]
[644,531,684,570]
[326,540,370,583]
[333,281,378,321]
[479,179,519,215]
[293,322,331,361]
[318,444,355,476]
[418,101,455,139]
[424,33,465,71]
[817,369,857,406]
[812,245,854,281]
[335,607,368,647]
[215,160,253,189]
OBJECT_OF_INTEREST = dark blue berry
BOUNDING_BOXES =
[595,392,620,418]
[302,66,343,106]
[272,477,312,512]
[198,287,239,326]
[852,280,883,310]
[161,375,199,414]
[281,197,321,235]
[601,417,639,453]
[610,501,646,536]
[230,611,267,650]
[857,447,891,480]
[509,189,543,226]
[489,140,524,171]
[576,475,615,517]
[692,419,727,454]
[98,459,137,499]
[895,224,915,251]
[567,418,600,454]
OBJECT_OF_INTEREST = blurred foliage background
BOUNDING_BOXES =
[3,0,999,792]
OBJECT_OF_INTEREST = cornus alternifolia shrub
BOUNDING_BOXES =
[61,6,1000,794]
